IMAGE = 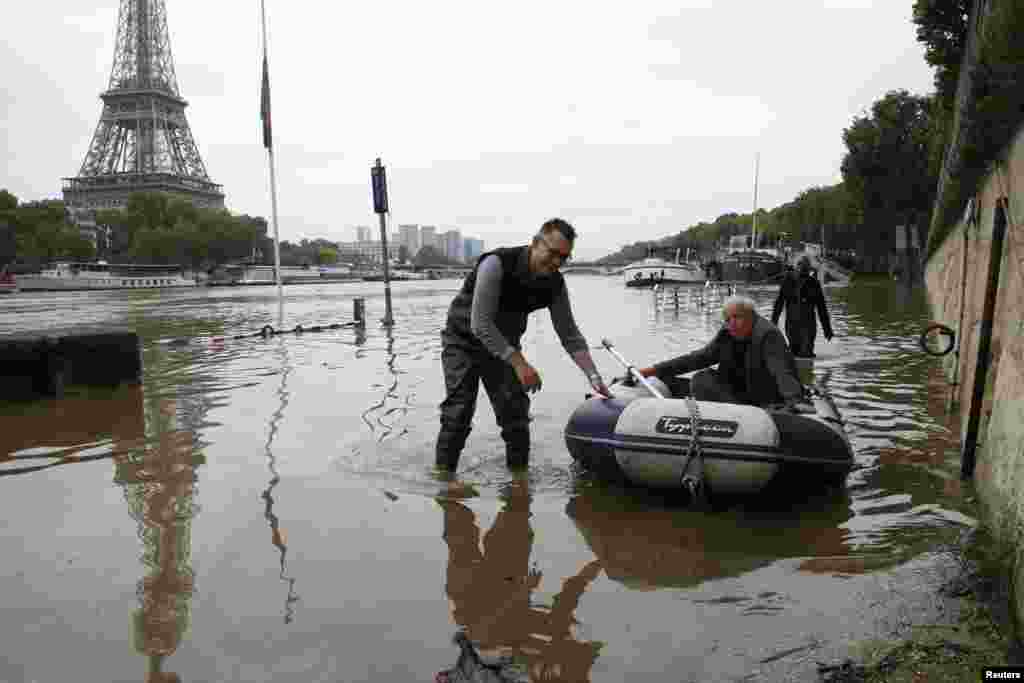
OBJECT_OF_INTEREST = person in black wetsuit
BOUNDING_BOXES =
[435,218,610,472]
[771,256,834,358]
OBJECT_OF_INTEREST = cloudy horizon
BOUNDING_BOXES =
[2,1,936,260]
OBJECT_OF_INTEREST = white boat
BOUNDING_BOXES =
[245,264,325,284]
[210,264,333,285]
[16,262,196,291]
[622,248,706,288]
[565,376,853,497]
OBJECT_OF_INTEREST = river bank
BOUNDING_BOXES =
[816,512,1019,682]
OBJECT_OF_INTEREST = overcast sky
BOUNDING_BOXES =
[2,1,935,260]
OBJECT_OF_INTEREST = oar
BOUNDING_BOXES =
[600,338,666,399]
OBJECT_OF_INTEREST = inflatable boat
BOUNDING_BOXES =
[564,376,854,497]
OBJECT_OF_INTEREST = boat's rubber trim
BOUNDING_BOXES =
[565,432,852,467]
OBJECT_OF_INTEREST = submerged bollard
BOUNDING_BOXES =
[353,298,365,328]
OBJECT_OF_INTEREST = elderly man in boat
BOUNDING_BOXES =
[635,295,809,410]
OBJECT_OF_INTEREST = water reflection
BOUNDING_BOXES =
[113,399,204,682]
[262,338,300,624]
[360,324,408,443]
[354,320,367,348]
[438,479,603,681]
[0,384,146,468]
[566,482,862,589]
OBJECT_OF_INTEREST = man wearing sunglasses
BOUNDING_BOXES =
[635,295,806,410]
[436,218,610,472]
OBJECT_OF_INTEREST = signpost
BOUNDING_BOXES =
[371,158,394,326]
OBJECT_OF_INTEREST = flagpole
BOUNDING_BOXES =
[751,152,760,249]
[260,0,284,322]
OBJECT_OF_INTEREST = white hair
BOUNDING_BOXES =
[722,294,758,316]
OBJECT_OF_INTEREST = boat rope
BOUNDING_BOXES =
[680,393,704,498]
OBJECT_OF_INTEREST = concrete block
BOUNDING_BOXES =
[0,328,141,400]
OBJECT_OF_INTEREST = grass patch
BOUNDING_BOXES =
[817,527,1019,682]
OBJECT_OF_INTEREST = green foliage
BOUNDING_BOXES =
[913,0,971,108]
[92,192,268,268]
[840,90,935,268]
[317,247,338,265]
[597,182,864,266]
[276,237,338,267]
[842,90,934,215]
[0,190,17,265]
[926,0,1024,257]
[0,189,17,212]
[4,199,96,264]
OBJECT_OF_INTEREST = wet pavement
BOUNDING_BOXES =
[0,277,978,682]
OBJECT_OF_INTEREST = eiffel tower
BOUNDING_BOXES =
[62,0,224,217]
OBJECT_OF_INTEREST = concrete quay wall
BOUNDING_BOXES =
[0,328,142,399]
[924,123,1024,630]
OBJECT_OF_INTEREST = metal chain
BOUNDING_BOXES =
[680,393,704,496]
[161,320,360,347]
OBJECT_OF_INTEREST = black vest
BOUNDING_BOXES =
[444,246,565,349]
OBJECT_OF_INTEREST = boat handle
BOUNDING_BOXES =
[600,339,666,399]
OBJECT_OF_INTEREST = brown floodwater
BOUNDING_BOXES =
[0,276,977,682]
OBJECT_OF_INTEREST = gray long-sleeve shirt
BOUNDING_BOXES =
[469,254,588,361]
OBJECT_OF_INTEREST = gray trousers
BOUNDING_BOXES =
[435,339,531,470]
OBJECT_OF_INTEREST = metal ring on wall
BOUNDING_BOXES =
[920,323,956,356]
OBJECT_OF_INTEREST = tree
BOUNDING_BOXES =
[0,190,16,212]
[317,247,338,265]
[7,200,95,264]
[912,0,971,210]
[90,192,270,268]
[841,90,934,276]
[0,190,17,265]
[913,0,971,110]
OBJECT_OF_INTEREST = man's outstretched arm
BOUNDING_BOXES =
[550,286,610,396]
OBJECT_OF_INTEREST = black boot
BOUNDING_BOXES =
[436,451,460,471]
[505,450,529,470]
[436,426,469,471]
[502,425,530,470]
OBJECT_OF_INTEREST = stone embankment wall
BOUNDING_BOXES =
[924,122,1024,629]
